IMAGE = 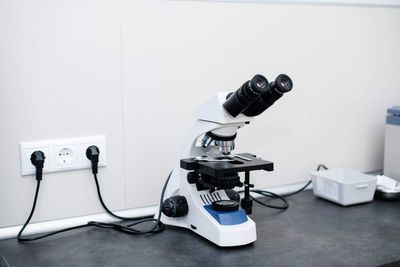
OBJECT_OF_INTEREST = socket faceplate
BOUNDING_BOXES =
[20,135,107,176]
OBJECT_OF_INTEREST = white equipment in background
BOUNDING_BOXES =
[311,168,377,206]
[384,106,400,182]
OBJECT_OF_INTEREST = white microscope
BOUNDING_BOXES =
[160,74,293,247]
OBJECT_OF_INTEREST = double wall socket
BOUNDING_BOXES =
[20,135,107,176]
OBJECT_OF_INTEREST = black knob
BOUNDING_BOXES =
[212,200,239,212]
[161,196,189,218]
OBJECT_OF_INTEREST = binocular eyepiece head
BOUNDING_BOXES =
[223,74,293,118]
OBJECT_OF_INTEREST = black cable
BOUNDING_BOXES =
[88,171,172,235]
[17,180,40,241]
[17,180,90,242]
[249,190,289,210]
[84,145,168,233]
[91,173,157,221]
[18,158,328,240]
[316,164,328,171]
[279,164,328,198]
[238,164,329,210]
[18,171,172,241]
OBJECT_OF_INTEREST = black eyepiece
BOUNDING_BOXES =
[223,73,293,118]
[223,74,269,117]
[272,74,293,93]
[249,74,269,95]
[241,74,293,117]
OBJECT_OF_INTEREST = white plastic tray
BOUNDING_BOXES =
[311,168,377,206]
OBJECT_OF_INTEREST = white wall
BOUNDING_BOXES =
[1,0,399,228]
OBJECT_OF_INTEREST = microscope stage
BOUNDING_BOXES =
[180,153,273,178]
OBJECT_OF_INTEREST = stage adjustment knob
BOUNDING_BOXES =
[161,196,189,217]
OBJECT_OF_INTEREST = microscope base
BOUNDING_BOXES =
[159,153,274,247]
[161,205,256,247]
[160,167,258,247]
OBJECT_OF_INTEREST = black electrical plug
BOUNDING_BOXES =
[86,146,100,174]
[30,151,45,181]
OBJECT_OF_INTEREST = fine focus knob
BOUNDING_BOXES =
[161,196,189,217]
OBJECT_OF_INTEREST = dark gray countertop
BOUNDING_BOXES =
[1,191,399,267]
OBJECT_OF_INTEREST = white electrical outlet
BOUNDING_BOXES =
[53,144,78,171]
[20,135,107,176]
[56,147,75,165]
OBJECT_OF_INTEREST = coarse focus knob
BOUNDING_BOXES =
[161,196,189,218]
